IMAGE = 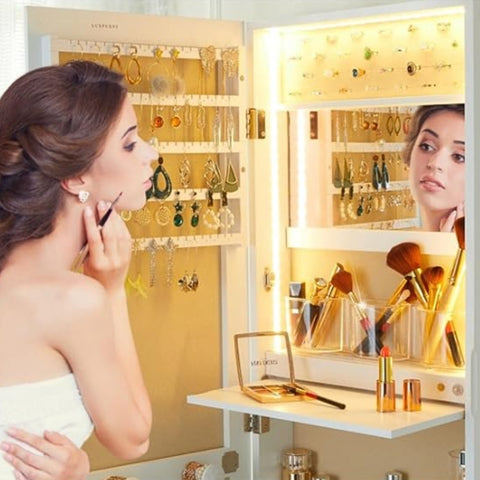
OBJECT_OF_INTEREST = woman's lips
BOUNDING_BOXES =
[419,175,445,191]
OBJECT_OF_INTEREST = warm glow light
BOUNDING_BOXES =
[266,30,282,338]
[296,111,307,228]
[274,6,464,33]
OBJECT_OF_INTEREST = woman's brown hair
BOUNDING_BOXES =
[0,60,127,270]
[402,103,465,166]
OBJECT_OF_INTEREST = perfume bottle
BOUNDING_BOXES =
[281,448,312,480]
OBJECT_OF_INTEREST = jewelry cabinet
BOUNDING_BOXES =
[25,0,480,479]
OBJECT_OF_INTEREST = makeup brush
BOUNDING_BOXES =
[386,242,429,308]
[330,269,382,355]
[354,279,409,355]
[427,217,465,366]
[310,263,344,348]
[437,217,465,312]
[292,277,327,347]
[71,191,124,271]
[421,266,445,343]
[282,383,346,410]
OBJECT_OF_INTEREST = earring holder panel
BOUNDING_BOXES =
[56,39,240,97]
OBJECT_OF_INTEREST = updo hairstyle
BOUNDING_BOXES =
[0,60,127,270]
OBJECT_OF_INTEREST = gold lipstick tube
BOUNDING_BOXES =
[376,348,396,412]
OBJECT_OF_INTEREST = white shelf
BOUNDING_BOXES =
[187,384,464,439]
[265,351,465,404]
[287,226,459,255]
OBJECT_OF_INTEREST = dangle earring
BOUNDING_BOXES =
[339,187,347,222]
[173,191,184,227]
[347,185,357,220]
[333,155,343,188]
[381,154,390,190]
[146,156,172,200]
[218,191,235,232]
[190,192,201,228]
[356,186,365,217]
[203,190,220,230]
[78,190,90,203]
[372,155,382,191]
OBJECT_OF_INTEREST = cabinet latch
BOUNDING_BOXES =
[246,108,266,139]
[243,414,270,434]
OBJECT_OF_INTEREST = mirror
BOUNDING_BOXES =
[288,104,465,233]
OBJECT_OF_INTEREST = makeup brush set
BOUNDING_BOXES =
[288,216,466,369]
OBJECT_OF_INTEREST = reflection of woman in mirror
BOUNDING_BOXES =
[403,104,465,232]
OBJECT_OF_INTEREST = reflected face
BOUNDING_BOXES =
[85,97,156,211]
[408,110,465,216]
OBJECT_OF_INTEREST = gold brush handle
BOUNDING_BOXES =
[310,295,338,348]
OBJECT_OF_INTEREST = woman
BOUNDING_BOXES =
[0,60,155,479]
[403,104,465,232]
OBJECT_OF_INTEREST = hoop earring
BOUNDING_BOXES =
[146,156,172,200]
[126,46,142,85]
[109,44,122,72]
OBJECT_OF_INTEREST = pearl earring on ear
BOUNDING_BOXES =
[78,190,90,203]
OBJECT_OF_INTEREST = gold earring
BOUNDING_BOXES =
[126,46,142,85]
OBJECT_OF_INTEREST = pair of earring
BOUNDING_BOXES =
[372,155,390,191]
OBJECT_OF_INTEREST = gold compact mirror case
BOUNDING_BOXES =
[234,331,306,403]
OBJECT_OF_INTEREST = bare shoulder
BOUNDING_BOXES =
[23,271,110,334]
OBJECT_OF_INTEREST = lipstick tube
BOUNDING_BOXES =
[376,346,395,412]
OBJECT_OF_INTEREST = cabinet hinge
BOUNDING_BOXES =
[243,413,270,434]
[246,108,266,139]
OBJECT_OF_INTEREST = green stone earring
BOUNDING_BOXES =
[173,191,184,227]
[190,192,201,227]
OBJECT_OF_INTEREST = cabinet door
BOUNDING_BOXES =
[26,6,255,479]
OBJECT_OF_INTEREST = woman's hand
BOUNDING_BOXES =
[439,203,465,232]
[82,201,132,292]
[1,428,89,480]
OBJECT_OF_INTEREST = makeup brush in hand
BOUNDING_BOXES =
[330,269,382,355]
[386,242,429,308]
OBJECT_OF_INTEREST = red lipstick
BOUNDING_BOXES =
[376,346,396,412]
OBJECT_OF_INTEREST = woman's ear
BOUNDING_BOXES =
[60,176,87,197]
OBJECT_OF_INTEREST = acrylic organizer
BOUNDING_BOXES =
[410,307,465,370]
[285,296,344,353]
[346,299,411,360]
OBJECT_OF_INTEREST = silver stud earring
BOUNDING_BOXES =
[78,190,90,203]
